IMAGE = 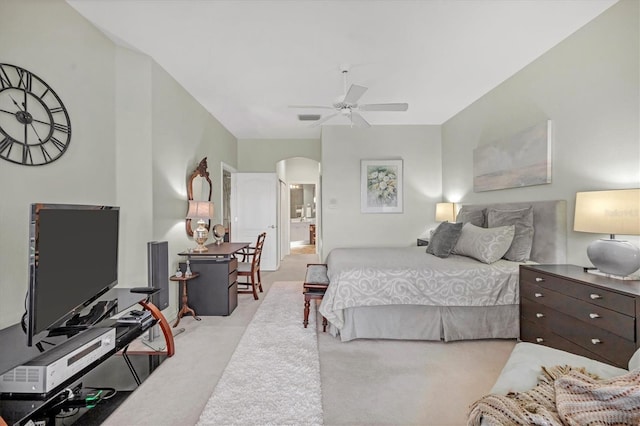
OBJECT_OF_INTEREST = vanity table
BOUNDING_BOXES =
[178,242,248,316]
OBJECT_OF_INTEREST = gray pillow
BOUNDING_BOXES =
[426,221,464,258]
[456,208,486,227]
[487,206,534,262]
[452,223,515,264]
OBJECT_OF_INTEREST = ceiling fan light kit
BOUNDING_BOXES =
[290,65,409,128]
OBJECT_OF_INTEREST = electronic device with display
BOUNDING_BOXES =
[24,203,120,348]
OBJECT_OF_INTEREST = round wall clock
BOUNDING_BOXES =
[0,63,71,166]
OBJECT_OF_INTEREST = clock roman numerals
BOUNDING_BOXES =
[0,65,12,89]
[52,123,70,134]
[0,135,15,156]
[17,69,33,91]
[0,64,71,166]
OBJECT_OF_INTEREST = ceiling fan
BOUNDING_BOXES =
[290,65,408,128]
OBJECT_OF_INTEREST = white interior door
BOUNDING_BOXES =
[231,172,279,271]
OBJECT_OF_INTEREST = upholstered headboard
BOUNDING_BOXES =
[457,200,567,264]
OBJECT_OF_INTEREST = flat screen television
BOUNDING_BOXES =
[25,203,120,347]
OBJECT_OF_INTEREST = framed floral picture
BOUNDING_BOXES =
[361,159,403,213]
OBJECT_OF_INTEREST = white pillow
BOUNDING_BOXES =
[452,223,515,264]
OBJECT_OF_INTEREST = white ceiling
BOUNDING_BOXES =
[67,0,617,140]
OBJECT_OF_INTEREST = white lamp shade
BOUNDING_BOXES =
[435,202,456,222]
[186,201,214,220]
[574,189,640,236]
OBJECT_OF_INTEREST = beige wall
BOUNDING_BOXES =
[441,0,640,267]
[0,0,237,330]
[320,125,442,258]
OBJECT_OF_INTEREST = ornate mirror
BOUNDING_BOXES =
[186,157,213,237]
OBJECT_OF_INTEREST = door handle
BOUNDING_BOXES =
[268,225,276,229]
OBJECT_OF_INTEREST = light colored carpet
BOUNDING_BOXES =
[197,281,323,426]
[102,254,515,426]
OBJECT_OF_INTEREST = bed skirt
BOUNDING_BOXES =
[330,304,519,342]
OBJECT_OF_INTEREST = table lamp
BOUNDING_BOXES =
[186,201,214,252]
[574,189,640,278]
[435,202,456,222]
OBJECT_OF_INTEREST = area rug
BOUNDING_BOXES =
[197,281,324,426]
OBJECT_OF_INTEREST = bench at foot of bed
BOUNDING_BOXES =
[303,263,329,332]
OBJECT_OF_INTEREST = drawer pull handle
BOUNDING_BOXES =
[534,293,543,298]
[535,277,545,282]
[590,294,602,300]
[536,338,544,343]
[591,338,601,345]
[536,313,545,318]
[589,313,600,319]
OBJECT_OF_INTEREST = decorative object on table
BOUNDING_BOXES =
[360,159,403,213]
[186,200,214,252]
[175,267,183,278]
[185,260,192,277]
[212,223,225,245]
[0,63,71,166]
[435,202,456,222]
[574,188,640,279]
[473,120,552,192]
[186,157,212,237]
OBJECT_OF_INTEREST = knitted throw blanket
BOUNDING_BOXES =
[467,365,640,426]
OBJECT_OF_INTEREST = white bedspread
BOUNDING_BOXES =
[318,247,521,330]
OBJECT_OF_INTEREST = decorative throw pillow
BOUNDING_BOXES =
[456,208,486,228]
[487,206,534,262]
[452,223,515,264]
[426,221,464,258]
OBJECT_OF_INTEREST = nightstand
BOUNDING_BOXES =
[519,264,640,368]
[417,238,429,247]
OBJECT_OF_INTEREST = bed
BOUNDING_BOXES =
[318,200,567,342]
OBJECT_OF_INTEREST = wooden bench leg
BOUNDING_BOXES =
[303,296,311,328]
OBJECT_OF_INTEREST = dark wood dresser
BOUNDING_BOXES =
[520,264,640,368]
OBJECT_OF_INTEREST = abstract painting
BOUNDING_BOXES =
[473,120,552,192]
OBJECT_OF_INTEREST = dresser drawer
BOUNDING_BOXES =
[228,257,238,273]
[228,270,237,286]
[521,281,635,341]
[520,268,635,316]
[521,319,614,366]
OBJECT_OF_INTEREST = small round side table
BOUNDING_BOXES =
[170,272,201,327]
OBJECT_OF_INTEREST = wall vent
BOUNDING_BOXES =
[297,114,321,121]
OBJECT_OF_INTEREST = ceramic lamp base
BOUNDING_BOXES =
[587,238,640,277]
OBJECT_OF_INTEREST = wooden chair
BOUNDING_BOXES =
[237,232,266,300]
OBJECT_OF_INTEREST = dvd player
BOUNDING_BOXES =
[0,327,116,395]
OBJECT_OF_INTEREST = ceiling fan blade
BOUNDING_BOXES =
[350,111,371,128]
[288,105,335,109]
[359,103,409,111]
[343,84,368,105]
[310,113,339,128]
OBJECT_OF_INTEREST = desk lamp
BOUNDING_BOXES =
[186,201,214,252]
[574,189,640,278]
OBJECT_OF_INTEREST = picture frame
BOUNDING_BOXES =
[361,159,403,213]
